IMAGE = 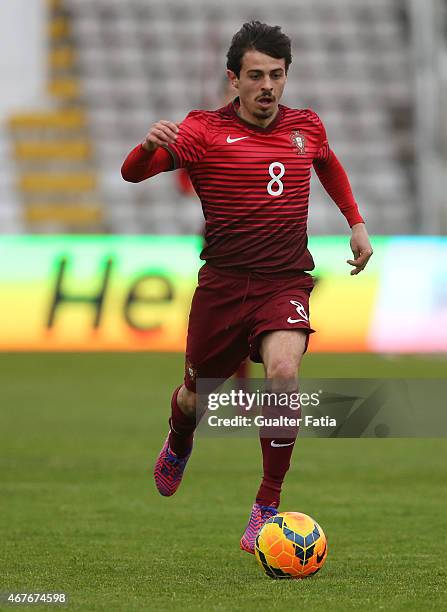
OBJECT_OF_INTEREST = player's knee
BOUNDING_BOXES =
[265,358,298,383]
[177,385,197,417]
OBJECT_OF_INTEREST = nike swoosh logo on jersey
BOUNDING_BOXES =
[287,317,308,324]
[226,135,249,143]
[270,440,295,448]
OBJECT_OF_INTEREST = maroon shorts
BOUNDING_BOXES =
[184,264,315,392]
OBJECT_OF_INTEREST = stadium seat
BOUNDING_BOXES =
[19,172,97,193]
[8,110,87,131]
[14,141,91,161]
[25,203,102,224]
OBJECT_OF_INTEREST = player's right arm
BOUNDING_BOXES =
[121,113,208,182]
[141,120,179,152]
[121,120,179,182]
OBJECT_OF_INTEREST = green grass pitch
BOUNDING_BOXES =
[1,353,446,611]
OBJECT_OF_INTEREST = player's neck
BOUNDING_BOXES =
[236,101,279,129]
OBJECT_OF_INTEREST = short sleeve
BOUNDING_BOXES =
[311,111,330,164]
[163,111,208,169]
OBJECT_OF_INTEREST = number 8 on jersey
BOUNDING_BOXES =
[267,162,285,196]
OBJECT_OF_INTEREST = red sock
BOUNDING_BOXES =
[168,386,196,457]
[256,393,300,508]
[256,435,298,508]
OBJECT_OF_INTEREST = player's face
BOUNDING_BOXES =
[227,50,287,127]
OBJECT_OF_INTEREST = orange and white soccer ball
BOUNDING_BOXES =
[255,511,328,579]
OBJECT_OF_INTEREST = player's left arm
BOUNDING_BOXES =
[311,111,372,274]
[347,222,373,275]
[314,151,373,275]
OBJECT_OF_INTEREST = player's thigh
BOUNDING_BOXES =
[260,329,308,379]
[249,286,314,369]
[184,267,249,391]
[185,330,249,391]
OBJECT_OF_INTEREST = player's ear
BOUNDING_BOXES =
[226,69,239,89]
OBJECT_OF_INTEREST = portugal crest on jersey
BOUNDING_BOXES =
[290,130,306,154]
[185,359,197,383]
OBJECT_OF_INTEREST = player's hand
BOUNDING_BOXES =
[142,120,180,152]
[347,223,373,275]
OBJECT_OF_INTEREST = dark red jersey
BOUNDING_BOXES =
[122,100,364,277]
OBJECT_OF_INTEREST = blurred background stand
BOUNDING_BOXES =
[1,0,446,236]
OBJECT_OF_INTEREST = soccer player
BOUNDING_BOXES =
[121,21,373,554]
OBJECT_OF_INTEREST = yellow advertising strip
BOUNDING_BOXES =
[1,236,445,352]
[0,236,201,352]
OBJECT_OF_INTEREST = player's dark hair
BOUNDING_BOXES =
[226,21,292,77]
